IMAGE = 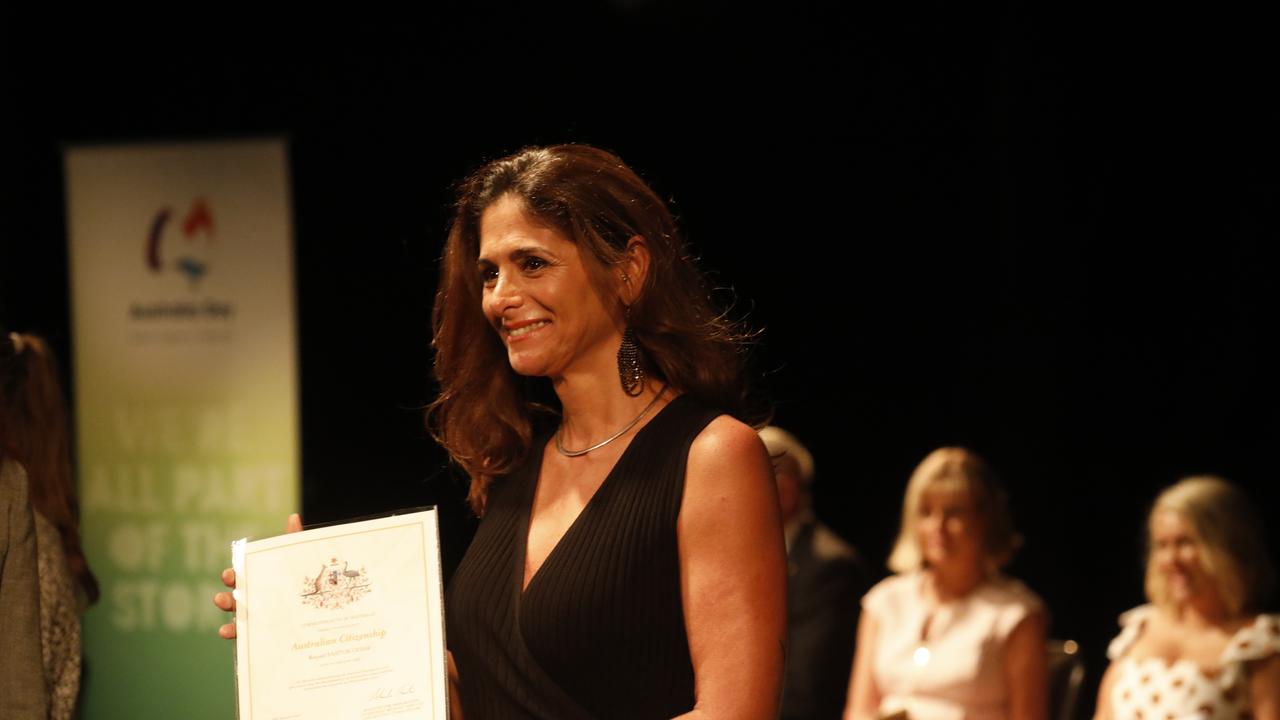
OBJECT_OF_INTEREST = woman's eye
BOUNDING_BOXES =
[479,267,498,286]
[521,256,547,271]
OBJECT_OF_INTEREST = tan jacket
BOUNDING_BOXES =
[1,459,49,719]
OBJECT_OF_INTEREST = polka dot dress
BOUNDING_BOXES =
[1107,606,1280,720]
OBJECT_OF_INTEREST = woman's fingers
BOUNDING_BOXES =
[213,566,236,617]
[216,513,300,640]
[214,588,237,639]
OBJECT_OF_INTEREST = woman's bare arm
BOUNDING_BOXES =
[1092,661,1118,720]
[672,416,787,720]
[843,608,882,720]
[1004,609,1049,720]
[1249,653,1280,720]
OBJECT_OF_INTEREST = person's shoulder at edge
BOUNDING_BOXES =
[0,458,51,720]
[1,458,29,504]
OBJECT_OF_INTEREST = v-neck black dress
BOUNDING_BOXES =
[445,395,723,720]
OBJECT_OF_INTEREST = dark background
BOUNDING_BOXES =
[2,6,1277,717]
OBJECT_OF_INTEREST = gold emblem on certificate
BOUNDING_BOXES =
[301,556,372,609]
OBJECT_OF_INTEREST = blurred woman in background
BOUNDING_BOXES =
[1,329,99,720]
[0,424,45,718]
[845,447,1047,720]
[1094,476,1279,720]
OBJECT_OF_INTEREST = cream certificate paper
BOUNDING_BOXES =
[232,510,447,719]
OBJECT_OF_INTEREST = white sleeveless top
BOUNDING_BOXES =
[864,572,1043,720]
[1106,605,1280,720]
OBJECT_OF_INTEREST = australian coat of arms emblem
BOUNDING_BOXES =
[300,557,371,609]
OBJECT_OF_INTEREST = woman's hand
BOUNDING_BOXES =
[213,513,304,639]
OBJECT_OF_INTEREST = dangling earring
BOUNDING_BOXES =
[617,305,644,397]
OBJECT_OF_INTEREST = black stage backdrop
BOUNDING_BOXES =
[2,6,1277,717]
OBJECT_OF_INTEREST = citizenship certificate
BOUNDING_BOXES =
[231,510,447,719]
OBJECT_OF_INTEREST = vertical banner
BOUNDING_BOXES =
[65,140,299,719]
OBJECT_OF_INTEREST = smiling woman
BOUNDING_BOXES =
[214,145,785,719]
[426,145,785,720]
[1094,477,1280,720]
[428,144,756,514]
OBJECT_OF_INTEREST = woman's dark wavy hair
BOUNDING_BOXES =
[1,329,100,604]
[427,144,755,515]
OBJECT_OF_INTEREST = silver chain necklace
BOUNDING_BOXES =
[555,385,668,457]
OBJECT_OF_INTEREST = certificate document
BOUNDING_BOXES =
[231,509,447,720]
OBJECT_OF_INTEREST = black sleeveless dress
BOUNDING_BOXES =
[446,395,723,720]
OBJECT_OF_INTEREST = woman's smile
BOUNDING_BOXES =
[504,319,551,341]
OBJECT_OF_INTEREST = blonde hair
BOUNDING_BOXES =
[1144,476,1275,616]
[887,447,1018,574]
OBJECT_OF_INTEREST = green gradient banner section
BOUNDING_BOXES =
[66,140,298,720]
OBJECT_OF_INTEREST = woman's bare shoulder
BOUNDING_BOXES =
[687,416,772,483]
[682,415,775,514]
[689,415,764,458]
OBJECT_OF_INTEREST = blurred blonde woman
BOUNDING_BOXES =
[845,447,1048,720]
[1095,477,1279,720]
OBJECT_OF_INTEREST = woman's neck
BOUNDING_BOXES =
[1172,592,1233,629]
[926,561,985,603]
[552,370,668,449]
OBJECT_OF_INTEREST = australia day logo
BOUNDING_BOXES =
[132,197,234,321]
[300,556,372,610]
[145,197,215,289]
